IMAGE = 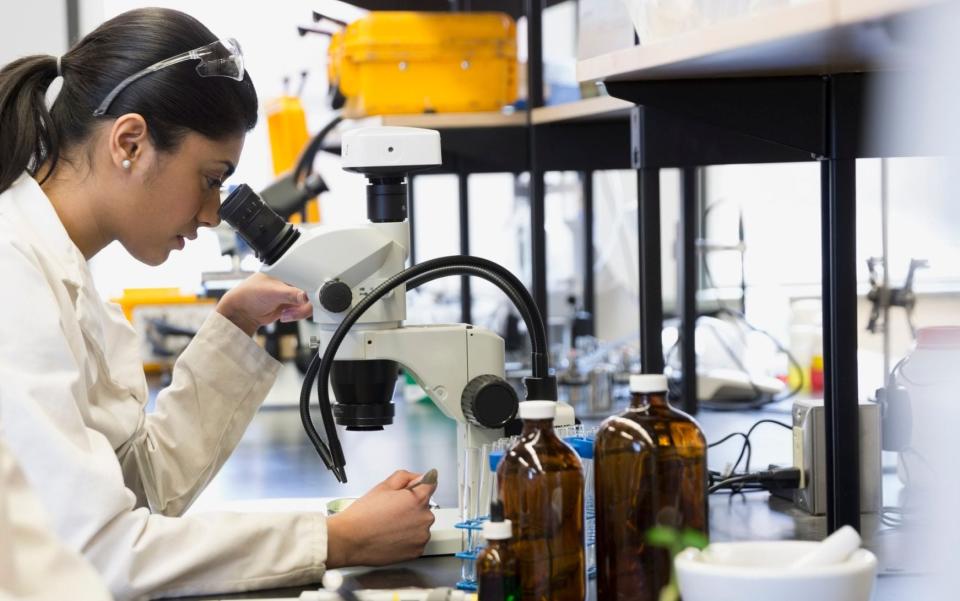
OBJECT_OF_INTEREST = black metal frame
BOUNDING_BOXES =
[581,171,596,331]
[678,168,699,416]
[604,72,918,533]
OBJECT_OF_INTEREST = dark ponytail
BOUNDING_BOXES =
[0,55,61,193]
[0,7,258,195]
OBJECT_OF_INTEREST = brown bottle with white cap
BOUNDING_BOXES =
[477,500,520,601]
[498,400,585,601]
[594,374,708,601]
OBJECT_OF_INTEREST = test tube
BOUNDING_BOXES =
[477,443,492,523]
[565,436,596,580]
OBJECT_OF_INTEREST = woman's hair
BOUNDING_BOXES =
[0,7,258,194]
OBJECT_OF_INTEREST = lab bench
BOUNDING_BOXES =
[167,0,943,596]
[168,399,911,600]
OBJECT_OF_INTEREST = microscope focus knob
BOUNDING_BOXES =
[461,375,518,429]
[319,280,353,313]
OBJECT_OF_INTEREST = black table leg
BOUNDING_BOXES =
[581,171,596,335]
[679,167,699,415]
[638,168,665,375]
[821,157,861,533]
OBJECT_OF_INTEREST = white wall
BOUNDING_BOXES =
[0,0,68,65]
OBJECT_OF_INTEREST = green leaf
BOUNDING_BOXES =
[679,528,709,550]
[647,526,678,547]
[658,583,680,601]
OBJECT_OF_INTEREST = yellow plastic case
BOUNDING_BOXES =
[328,12,517,117]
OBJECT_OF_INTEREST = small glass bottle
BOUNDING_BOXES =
[477,501,520,601]
[594,374,708,601]
[498,401,585,601]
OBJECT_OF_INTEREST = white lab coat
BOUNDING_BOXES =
[0,174,327,600]
[0,436,113,601]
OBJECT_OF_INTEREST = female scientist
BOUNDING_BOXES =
[0,7,435,600]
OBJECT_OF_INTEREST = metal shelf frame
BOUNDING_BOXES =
[331,0,942,545]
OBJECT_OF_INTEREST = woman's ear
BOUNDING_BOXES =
[108,113,149,171]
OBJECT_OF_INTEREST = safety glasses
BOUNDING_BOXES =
[93,38,244,117]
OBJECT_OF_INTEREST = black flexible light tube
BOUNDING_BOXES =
[300,255,552,482]
[293,114,343,186]
[404,266,537,348]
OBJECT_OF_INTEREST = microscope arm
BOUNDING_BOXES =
[263,222,409,324]
[335,324,508,519]
[336,325,507,431]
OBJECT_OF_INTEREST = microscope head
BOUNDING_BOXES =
[341,126,442,178]
[342,127,442,224]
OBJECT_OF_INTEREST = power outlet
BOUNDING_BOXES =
[787,398,882,515]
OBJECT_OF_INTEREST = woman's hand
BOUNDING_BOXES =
[215,273,313,336]
[326,470,438,568]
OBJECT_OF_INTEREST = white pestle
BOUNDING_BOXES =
[791,525,862,568]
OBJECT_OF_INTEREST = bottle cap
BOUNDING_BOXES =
[917,326,960,349]
[629,374,668,393]
[518,400,557,420]
[483,518,513,540]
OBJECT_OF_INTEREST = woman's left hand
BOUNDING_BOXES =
[215,273,313,336]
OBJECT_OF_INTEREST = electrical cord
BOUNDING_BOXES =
[696,200,805,408]
[714,306,804,404]
[292,113,342,187]
[665,309,804,410]
[708,418,793,496]
[708,467,802,494]
[300,255,553,482]
[880,446,930,529]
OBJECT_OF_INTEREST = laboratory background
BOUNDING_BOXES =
[2,0,959,600]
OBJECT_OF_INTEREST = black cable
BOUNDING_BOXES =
[300,255,551,482]
[405,266,536,337]
[714,306,805,404]
[292,113,342,186]
[708,418,792,494]
[698,201,806,407]
[707,431,751,450]
[663,316,768,410]
[708,468,801,495]
[708,473,758,494]
[742,419,792,474]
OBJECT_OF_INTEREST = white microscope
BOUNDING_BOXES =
[219,127,565,525]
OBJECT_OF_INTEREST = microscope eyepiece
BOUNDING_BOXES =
[219,184,300,265]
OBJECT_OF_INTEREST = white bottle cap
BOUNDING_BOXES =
[629,374,668,393]
[483,518,513,540]
[518,400,557,420]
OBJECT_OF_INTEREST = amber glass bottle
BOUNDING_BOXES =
[594,374,708,601]
[477,501,520,601]
[498,401,585,601]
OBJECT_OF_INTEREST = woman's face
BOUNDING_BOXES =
[116,131,245,266]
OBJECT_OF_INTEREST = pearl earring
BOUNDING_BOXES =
[121,159,132,169]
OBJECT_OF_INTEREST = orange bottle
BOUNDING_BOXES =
[594,374,708,601]
[498,401,585,601]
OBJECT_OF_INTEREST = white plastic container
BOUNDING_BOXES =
[891,326,960,490]
[675,541,877,601]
